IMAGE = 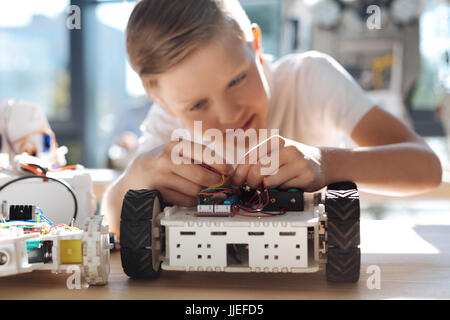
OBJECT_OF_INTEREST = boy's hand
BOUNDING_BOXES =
[135,140,233,207]
[231,135,327,192]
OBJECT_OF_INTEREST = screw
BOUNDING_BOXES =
[0,252,7,265]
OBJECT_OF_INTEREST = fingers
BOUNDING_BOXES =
[278,174,316,191]
[171,139,233,176]
[233,144,311,189]
[158,172,204,196]
[154,172,205,207]
[232,135,284,186]
[171,163,226,188]
[263,161,303,189]
[231,163,251,186]
[159,187,197,207]
[242,135,284,165]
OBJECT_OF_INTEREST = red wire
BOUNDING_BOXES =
[260,189,270,209]
[48,165,78,172]
[232,200,286,218]
[243,188,269,210]
[47,224,66,232]
[20,163,45,176]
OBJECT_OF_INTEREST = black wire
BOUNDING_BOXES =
[0,175,78,224]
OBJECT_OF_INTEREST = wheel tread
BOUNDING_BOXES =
[120,189,163,279]
[325,182,361,283]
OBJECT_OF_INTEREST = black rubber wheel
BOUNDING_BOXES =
[325,182,361,282]
[120,189,164,279]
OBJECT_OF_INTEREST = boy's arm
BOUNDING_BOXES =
[101,141,233,239]
[234,106,441,196]
[101,155,150,238]
[323,106,442,195]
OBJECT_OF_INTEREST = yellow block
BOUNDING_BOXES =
[60,240,83,264]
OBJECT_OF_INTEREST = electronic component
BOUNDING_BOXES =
[197,192,228,205]
[26,240,52,264]
[9,205,35,221]
[239,183,257,203]
[260,188,304,211]
[196,193,237,217]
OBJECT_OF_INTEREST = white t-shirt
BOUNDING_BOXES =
[137,51,376,155]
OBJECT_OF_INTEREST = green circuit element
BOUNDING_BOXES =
[26,240,42,251]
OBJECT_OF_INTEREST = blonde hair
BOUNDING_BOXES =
[126,0,253,88]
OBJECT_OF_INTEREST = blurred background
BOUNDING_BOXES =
[0,0,449,220]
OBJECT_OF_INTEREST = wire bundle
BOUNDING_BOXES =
[198,174,233,196]
[0,173,79,224]
[0,206,80,234]
[19,163,78,176]
[232,188,286,218]
[197,175,286,218]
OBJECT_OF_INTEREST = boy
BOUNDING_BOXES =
[101,0,442,238]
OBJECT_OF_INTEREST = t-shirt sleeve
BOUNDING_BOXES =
[136,102,183,155]
[299,51,376,135]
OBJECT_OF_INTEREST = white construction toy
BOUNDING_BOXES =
[0,99,111,284]
[119,180,361,283]
[0,211,110,285]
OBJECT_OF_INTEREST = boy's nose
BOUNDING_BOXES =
[216,101,245,128]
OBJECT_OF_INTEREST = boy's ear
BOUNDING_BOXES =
[150,93,177,118]
[251,23,264,66]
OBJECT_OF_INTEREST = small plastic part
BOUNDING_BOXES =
[223,194,239,205]
[60,239,83,264]
[109,232,118,252]
[43,134,51,152]
[82,215,110,285]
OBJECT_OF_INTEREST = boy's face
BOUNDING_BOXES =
[149,30,270,138]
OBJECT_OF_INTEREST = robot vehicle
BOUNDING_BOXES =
[119,178,361,283]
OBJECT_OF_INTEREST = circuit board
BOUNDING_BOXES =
[196,177,304,218]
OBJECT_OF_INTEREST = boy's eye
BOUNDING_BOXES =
[229,74,246,87]
[189,100,206,111]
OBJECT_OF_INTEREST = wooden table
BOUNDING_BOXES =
[1,220,449,300]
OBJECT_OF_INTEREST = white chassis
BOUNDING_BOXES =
[0,215,111,285]
[157,193,327,273]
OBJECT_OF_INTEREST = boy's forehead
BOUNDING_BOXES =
[156,36,254,103]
